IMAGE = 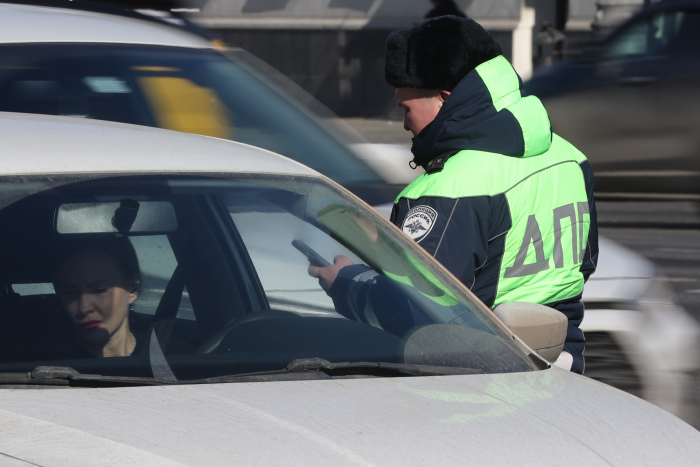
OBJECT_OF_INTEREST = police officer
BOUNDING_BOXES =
[311,16,598,374]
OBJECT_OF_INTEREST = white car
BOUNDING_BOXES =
[0,113,697,466]
[2,0,698,423]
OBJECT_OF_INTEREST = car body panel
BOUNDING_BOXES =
[0,3,210,48]
[0,410,186,466]
[0,113,316,177]
[0,369,699,466]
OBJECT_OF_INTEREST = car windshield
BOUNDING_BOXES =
[0,174,539,383]
[603,10,700,60]
[0,44,385,202]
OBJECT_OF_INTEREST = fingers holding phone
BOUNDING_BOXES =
[308,255,355,292]
[292,239,354,292]
[291,239,330,267]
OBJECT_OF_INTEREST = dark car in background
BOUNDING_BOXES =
[525,0,700,197]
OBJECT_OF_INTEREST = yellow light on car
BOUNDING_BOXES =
[137,76,232,139]
[210,39,227,51]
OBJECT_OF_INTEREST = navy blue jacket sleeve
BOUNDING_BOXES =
[579,160,598,282]
[391,195,511,307]
[328,264,430,336]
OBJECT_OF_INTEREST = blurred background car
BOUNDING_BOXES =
[0,0,394,205]
[582,236,700,423]
[2,0,699,425]
[525,0,700,197]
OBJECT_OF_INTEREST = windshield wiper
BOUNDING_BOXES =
[0,366,170,387]
[0,366,309,387]
[0,360,484,388]
[208,358,484,382]
[288,358,484,376]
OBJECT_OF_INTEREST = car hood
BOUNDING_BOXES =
[0,368,697,466]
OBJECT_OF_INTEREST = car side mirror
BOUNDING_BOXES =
[493,302,567,363]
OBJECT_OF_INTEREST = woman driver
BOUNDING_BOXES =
[54,237,144,358]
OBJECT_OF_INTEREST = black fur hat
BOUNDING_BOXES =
[385,16,504,90]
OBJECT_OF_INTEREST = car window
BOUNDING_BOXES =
[605,10,700,59]
[0,174,540,383]
[130,235,195,320]
[0,44,382,192]
[229,196,356,316]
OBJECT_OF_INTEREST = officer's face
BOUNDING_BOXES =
[395,87,450,136]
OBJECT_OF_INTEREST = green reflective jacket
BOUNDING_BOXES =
[389,55,598,374]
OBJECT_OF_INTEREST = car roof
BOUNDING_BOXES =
[0,112,318,177]
[0,2,211,48]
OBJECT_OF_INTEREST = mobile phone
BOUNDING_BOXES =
[292,239,331,267]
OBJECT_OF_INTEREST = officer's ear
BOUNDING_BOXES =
[439,90,451,102]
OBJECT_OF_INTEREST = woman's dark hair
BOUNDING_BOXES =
[54,236,141,288]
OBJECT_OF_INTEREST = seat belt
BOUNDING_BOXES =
[147,264,185,381]
[149,328,177,381]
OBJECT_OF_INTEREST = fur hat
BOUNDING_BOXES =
[385,16,504,90]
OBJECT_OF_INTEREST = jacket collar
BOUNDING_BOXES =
[410,55,552,172]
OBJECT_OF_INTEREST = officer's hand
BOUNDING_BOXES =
[308,255,354,292]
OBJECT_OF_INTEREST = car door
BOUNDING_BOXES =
[544,8,700,194]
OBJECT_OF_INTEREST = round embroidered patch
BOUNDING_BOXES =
[401,205,438,243]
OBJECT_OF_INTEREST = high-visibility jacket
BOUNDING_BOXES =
[388,55,598,374]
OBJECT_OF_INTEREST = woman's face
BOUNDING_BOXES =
[56,246,138,345]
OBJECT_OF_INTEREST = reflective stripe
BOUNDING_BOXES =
[577,201,590,263]
[351,270,383,329]
[433,199,458,256]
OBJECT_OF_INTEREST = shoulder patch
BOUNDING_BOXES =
[401,205,438,243]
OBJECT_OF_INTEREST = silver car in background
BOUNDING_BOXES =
[0,0,390,204]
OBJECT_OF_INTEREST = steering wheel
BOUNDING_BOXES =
[195,310,301,354]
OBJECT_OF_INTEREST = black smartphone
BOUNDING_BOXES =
[292,239,331,267]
